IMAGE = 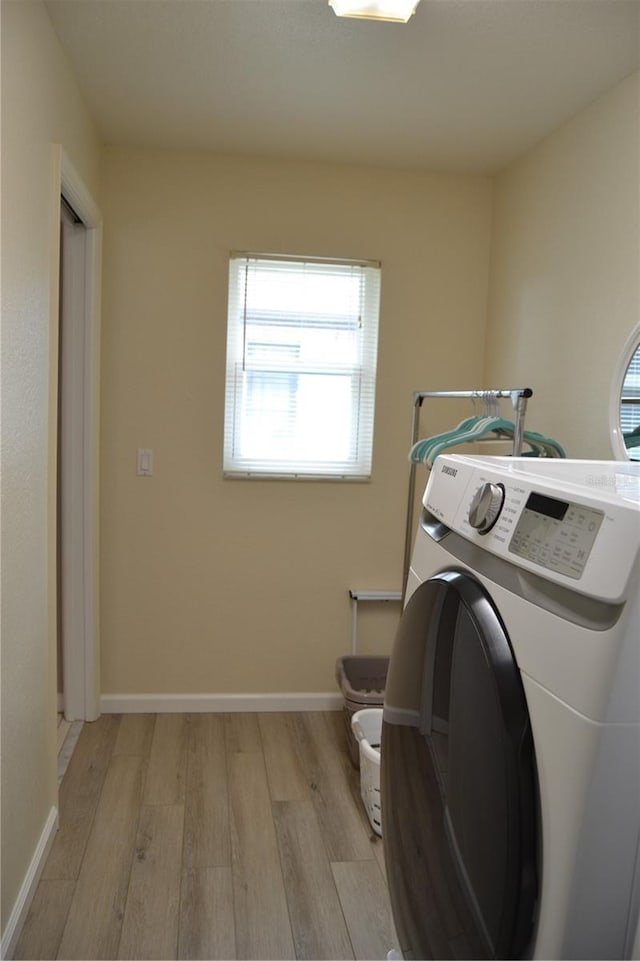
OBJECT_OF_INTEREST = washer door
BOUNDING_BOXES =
[381,569,538,960]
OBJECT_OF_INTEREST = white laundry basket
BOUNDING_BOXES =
[351,708,383,836]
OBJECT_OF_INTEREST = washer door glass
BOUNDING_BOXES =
[381,570,538,960]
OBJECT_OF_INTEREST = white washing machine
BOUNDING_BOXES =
[381,455,640,960]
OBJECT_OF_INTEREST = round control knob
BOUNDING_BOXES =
[468,482,505,534]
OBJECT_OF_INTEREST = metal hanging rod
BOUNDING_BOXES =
[403,387,533,592]
[412,387,533,404]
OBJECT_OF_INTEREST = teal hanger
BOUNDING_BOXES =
[409,415,484,464]
[418,419,566,467]
[425,416,517,467]
[517,428,565,459]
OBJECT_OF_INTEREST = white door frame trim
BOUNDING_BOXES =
[58,147,102,721]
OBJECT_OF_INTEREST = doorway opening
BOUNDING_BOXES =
[56,149,102,723]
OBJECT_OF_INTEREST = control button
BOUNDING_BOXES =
[468,482,505,534]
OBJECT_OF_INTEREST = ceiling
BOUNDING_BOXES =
[45,0,640,175]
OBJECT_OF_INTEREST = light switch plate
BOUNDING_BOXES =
[137,448,154,476]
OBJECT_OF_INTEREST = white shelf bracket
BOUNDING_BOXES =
[348,589,403,655]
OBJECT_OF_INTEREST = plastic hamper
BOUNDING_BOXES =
[335,655,389,767]
[351,708,383,837]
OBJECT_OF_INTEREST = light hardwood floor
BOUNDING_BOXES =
[15,712,397,960]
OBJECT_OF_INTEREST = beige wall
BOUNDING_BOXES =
[485,71,640,459]
[100,147,492,696]
[0,0,101,936]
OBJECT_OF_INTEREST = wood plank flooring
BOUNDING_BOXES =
[15,711,397,961]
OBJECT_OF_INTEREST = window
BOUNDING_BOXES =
[621,344,640,461]
[223,253,381,479]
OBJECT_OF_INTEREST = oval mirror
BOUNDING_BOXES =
[610,324,640,461]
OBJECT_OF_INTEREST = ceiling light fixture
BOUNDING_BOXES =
[329,0,420,23]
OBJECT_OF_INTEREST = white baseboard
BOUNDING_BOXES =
[100,692,343,714]
[1,806,58,960]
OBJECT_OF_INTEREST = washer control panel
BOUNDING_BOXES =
[423,455,640,603]
[508,491,604,579]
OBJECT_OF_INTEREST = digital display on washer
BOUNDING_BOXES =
[524,491,568,521]
[509,491,604,579]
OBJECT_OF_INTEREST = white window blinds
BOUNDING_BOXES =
[223,253,381,479]
[621,345,640,461]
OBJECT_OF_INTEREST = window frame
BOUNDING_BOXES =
[223,252,381,481]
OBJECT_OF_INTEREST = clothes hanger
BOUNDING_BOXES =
[424,415,518,467]
[409,392,498,463]
[424,420,566,467]
[409,414,484,464]
[411,413,512,466]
